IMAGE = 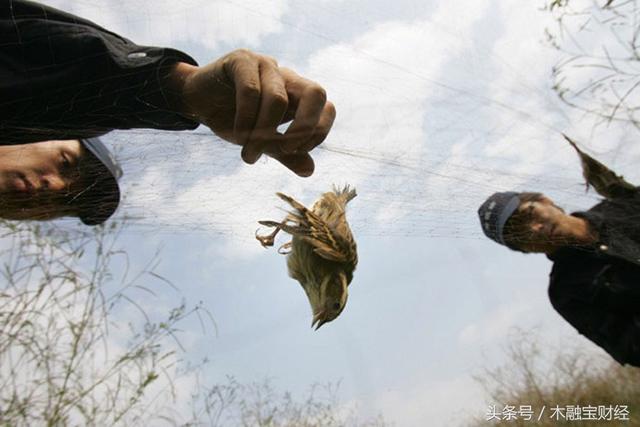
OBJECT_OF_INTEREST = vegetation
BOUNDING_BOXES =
[0,220,202,425]
[471,331,640,426]
[544,0,640,131]
[188,378,387,427]
[0,220,385,426]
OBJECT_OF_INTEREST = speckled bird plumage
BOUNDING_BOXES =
[256,185,358,329]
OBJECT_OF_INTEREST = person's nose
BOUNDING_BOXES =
[530,222,544,233]
[40,174,67,193]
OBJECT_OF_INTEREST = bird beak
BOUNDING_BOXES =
[312,312,327,330]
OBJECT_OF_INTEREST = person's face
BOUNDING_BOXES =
[0,140,87,220]
[512,196,575,254]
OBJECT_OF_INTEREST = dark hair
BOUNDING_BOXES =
[502,192,545,252]
[74,149,121,225]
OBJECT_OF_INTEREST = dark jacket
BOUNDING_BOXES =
[548,190,640,366]
[1,0,199,143]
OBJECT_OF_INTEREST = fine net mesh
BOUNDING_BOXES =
[4,1,640,425]
[3,0,640,247]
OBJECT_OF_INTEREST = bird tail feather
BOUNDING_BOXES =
[332,184,357,203]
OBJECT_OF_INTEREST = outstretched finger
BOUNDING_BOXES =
[280,69,328,154]
[224,52,262,155]
[298,101,336,153]
[242,58,288,164]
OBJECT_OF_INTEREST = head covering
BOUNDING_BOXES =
[478,192,521,246]
[74,138,122,225]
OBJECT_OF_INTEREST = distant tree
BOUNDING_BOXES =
[544,0,640,131]
[470,330,640,426]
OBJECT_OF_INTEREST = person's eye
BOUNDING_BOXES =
[61,152,71,168]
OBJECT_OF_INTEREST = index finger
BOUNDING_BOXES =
[224,52,261,154]
[279,68,330,154]
[242,58,289,164]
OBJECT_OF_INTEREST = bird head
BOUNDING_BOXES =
[311,271,349,330]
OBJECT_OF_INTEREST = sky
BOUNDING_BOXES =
[30,0,640,425]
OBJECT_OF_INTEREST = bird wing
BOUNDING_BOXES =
[276,192,357,265]
[563,134,637,199]
[304,212,357,265]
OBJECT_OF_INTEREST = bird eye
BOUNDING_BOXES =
[332,302,341,311]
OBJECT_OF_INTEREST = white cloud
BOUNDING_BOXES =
[12,2,640,426]
[459,303,529,348]
[92,0,594,248]
[305,1,492,159]
[41,0,289,50]
[95,4,495,252]
[373,375,485,427]
[39,0,640,247]
[40,0,604,249]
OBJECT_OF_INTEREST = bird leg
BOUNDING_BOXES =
[256,216,304,247]
[256,192,313,248]
[256,221,282,247]
[278,241,292,254]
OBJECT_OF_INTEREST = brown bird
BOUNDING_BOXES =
[563,134,636,199]
[256,185,358,330]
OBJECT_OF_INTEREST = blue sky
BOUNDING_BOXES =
[38,0,640,425]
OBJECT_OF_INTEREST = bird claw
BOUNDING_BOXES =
[256,220,283,248]
[255,226,276,247]
[278,242,292,255]
[256,233,275,247]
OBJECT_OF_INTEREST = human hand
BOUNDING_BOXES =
[170,49,336,177]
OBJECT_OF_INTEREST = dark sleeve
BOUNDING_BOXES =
[551,296,640,366]
[550,256,640,366]
[0,0,199,144]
